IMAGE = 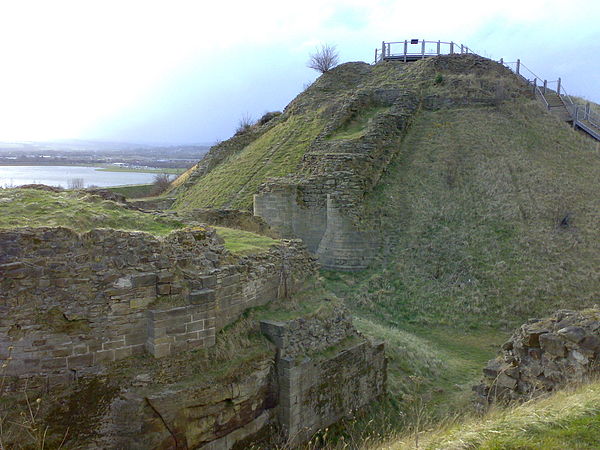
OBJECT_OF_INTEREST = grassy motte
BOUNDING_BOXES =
[214,226,279,255]
[0,188,183,235]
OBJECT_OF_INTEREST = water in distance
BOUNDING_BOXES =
[0,166,160,188]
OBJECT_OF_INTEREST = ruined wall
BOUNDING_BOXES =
[254,89,419,270]
[0,227,316,377]
[261,313,387,445]
[476,308,600,403]
[87,359,276,450]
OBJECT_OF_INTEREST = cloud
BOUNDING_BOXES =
[0,0,598,142]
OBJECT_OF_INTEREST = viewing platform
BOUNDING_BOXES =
[375,39,475,63]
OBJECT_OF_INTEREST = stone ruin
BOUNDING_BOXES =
[476,308,600,403]
[0,222,386,448]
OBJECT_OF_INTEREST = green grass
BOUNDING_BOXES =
[173,112,326,210]
[0,188,183,235]
[214,226,279,255]
[385,381,600,449]
[325,101,600,331]
[328,106,390,140]
[104,183,155,198]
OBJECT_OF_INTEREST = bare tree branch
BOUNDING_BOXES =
[307,44,339,73]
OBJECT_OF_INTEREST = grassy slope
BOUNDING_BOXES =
[105,183,155,198]
[0,189,183,235]
[0,189,278,257]
[214,226,279,255]
[317,98,599,448]
[173,113,325,210]
[383,381,600,449]
[170,61,398,212]
[329,100,599,332]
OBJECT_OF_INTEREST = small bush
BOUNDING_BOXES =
[236,113,255,134]
[434,73,444,85]
[307,44,339,73]
[151,173,172,195]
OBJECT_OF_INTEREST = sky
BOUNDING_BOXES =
[0,0,599,145]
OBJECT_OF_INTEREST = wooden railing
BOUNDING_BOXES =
[373,39,599,141]
[374,39,476,63]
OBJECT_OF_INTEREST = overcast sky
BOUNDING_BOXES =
[1,0,598,144]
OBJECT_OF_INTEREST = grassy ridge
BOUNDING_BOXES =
[0,189,183,235]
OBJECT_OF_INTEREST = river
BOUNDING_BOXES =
[0,165,163,188]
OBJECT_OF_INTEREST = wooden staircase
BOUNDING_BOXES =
[502,59,600,142]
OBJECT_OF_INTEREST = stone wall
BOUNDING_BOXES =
[88,359,276,450]
[261,313,387,445]
[476,308,600,403]
[0,227,317,378]
[254,88,419,270]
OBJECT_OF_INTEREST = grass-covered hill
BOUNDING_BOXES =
[165,54,600,447]
[170,55,530,211]
[172,54,599,329]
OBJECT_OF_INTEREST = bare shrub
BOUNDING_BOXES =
[67,178,84,190]
[307,44,339,73]
[151,173,172,195]
[235,113,255,134]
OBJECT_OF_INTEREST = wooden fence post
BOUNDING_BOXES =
[533,78,537,94]
[450,42,454,54]
[516,59,520,75]
[375,48,379,63]
[381,41,386,59]
[543,80,547,95]
[421,39,425,57]
[557,77,561,96]
[404,40,407,62]
[460,44,464,53]
[585,103,591,120]
[437,40,441,55]
[500,57,503,64]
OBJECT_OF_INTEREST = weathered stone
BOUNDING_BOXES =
[131,273,157,288]
[557,326,587,344]
[539,333,566,357]
[477,308,600,404]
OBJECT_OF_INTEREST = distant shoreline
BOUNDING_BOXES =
[0,163,185,174]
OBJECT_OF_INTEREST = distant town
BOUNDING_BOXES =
[0,140,210,170]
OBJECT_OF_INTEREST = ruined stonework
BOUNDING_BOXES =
[37,313,386,449]
[261,314,387,445]
[0,226,316,378]
[476,308,600,403]
[254,88,419,270]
